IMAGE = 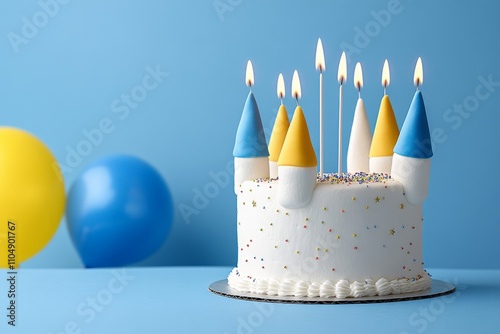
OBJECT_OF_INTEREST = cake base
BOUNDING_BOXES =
[209,279,455,304]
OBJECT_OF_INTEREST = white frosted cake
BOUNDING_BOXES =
[229,61,433,298]
[228,173,431,298]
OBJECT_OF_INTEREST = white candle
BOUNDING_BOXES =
[315,38,326,177]
[337,52,347,174]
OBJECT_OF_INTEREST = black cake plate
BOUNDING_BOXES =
[209,279,455,304]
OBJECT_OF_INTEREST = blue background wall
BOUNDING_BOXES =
[0,0,498,269]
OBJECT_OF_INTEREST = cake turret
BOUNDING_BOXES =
[268,73,290,179]
[369,60,399,175]
[347,63,372,173]
[233,61,270,194]
[392,58,432,205]
[277,71,317,209]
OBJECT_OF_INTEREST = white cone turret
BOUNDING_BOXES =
[347,63,371,173]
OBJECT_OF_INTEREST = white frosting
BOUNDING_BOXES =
[231,176,430,298]
[369,156,393,175]
[228,268,431,298]
[269,161,278,179]
[347,98,372,173]
[234,157,269,194]
[391,153,430,205]
[277,166,316,209]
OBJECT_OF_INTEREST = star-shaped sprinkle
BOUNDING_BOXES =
[375,196,380,203]
[389,229,395,235]
[400,203,405,209]
[252,200,256,207]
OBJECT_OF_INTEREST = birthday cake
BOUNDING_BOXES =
[228,59,433,298]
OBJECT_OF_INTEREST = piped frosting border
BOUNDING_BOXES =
[228,268,431,299]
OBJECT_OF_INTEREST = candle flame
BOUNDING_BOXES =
[337,52,347,84]
[354,62,363,91]
[292,70,301,101]
[315,38,325,72]
[414,57,423,87]
[382,59,390,88]
[277,73,285,99]
[245,60,254,87]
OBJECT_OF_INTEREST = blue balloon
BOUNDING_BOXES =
[66,155,173,268]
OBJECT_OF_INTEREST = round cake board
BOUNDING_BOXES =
[209,279,455,304]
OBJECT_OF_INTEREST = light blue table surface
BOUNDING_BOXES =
[1,267,497,334]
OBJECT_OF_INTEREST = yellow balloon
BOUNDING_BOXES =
[0,128,65,267]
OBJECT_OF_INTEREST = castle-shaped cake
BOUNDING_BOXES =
[228,58,433,298]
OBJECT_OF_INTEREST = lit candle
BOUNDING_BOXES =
[233,60,270,193]
[315,38,326,177]
[347,62,372,173]
[369,59,400,175]
[268,73,290,178]
[392,57,433,204]
[277,70,317,208]
[245,59,254,89]
[337,52,347,174]
[382,59,390,95]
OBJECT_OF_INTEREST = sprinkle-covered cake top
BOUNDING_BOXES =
[249,172,391,185]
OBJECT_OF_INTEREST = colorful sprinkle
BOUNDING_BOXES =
[312,172,391,184]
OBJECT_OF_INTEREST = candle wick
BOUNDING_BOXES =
[358,90,361,99]
[295,97,299,106]
[249,84,253,93]
[280,97,283,105]
[384,86,387,96]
